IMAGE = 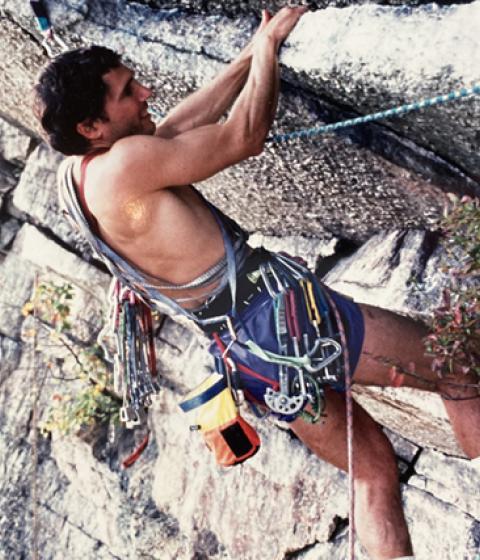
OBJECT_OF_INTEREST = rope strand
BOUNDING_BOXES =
[268,84,480,143]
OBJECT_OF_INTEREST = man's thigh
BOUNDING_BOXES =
[290,387,397,476]
[352,303,437,390]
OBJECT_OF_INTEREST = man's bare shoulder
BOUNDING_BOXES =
[109,134,169,166]
[106,134,174,192]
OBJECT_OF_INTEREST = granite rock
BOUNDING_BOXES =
[0,116,34,163]
[409,448,480,519]
[13,143,94,258]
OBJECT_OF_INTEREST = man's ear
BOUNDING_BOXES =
[76,118,103,140]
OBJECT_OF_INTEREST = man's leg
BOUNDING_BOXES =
[290,389,413,559]
[354,304,480,459]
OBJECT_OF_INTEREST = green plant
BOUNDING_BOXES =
[24,280,120,435]
[424,197,480,378]
[23,281,74,332]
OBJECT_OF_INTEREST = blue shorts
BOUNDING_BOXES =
[195,249,365,417]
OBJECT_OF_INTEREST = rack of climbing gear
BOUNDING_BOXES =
[207,251,345,425]
[110,279,161,430]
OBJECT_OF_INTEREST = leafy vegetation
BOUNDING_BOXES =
[424,197,480,378]
[23,281,120,435]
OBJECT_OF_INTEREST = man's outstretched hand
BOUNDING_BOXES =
[258,6,308,51]
[242,5,308,59]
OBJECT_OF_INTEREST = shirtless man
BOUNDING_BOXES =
[33,7,480,559]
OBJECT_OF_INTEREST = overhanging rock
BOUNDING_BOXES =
[0,1,475,242]
[282,4,480,183]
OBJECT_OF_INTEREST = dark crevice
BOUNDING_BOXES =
[316,238,360,278]
[132,1,476,17]
[279,81,480,197]
[399,446,423,483]
[410,229,442,284]
[283,541,319,559]
[388,230,409,270]
[328,514,349,542]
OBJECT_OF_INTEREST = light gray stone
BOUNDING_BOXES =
[249,232,337,270]
[384,427,420,465]
[409,448,480,519]
[282,4,480,183]
[404,485,480,559]
[0,117,33,163]
[353,385,462,456]
[12,223,108,295]
[0,335,22,387]
[12,143,94,257]
[0,251,36,338]
[10,224,110,344]
[324,229,445,319]
[152,388,349,560]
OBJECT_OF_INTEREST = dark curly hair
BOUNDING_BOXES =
[33,46,121,155]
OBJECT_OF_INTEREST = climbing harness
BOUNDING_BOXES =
[29,0,68,57]
[204,251,344,425]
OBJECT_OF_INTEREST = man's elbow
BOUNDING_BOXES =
[223,122,266,161]
[236,131,266,159]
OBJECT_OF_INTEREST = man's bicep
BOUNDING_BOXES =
[146,123,257,188]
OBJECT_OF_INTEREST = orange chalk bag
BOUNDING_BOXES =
[179,373,260,467]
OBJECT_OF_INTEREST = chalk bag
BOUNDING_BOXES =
[179,373,260,467]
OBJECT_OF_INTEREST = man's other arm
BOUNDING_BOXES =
[110,7,306,191]
[154,11,272,139]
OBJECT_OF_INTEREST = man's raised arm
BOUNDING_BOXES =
[155,10,273,139]
[111,6,307,191]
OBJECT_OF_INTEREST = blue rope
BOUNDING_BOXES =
[268,84,480,143]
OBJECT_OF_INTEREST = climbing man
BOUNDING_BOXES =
[33,6,480,559]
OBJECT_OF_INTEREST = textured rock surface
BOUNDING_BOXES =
[324,229,445,318]
[282,4,480,182]
[409,448,480,519]
[0,2,479,559]
[1,1,477,242]
[0,116,34,164]
[13,144,94,258]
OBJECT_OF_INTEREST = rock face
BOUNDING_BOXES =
[0,1,479,560]
[1,0,479,242]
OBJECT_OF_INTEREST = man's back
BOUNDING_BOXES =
[68,147,226,306]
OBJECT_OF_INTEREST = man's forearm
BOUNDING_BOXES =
[224,34,280,151]
[155,53,252,138]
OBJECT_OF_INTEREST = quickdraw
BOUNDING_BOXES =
[211,253,345,424]
[110,279,161,429]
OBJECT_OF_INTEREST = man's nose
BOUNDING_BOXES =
[137,84,152,102]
